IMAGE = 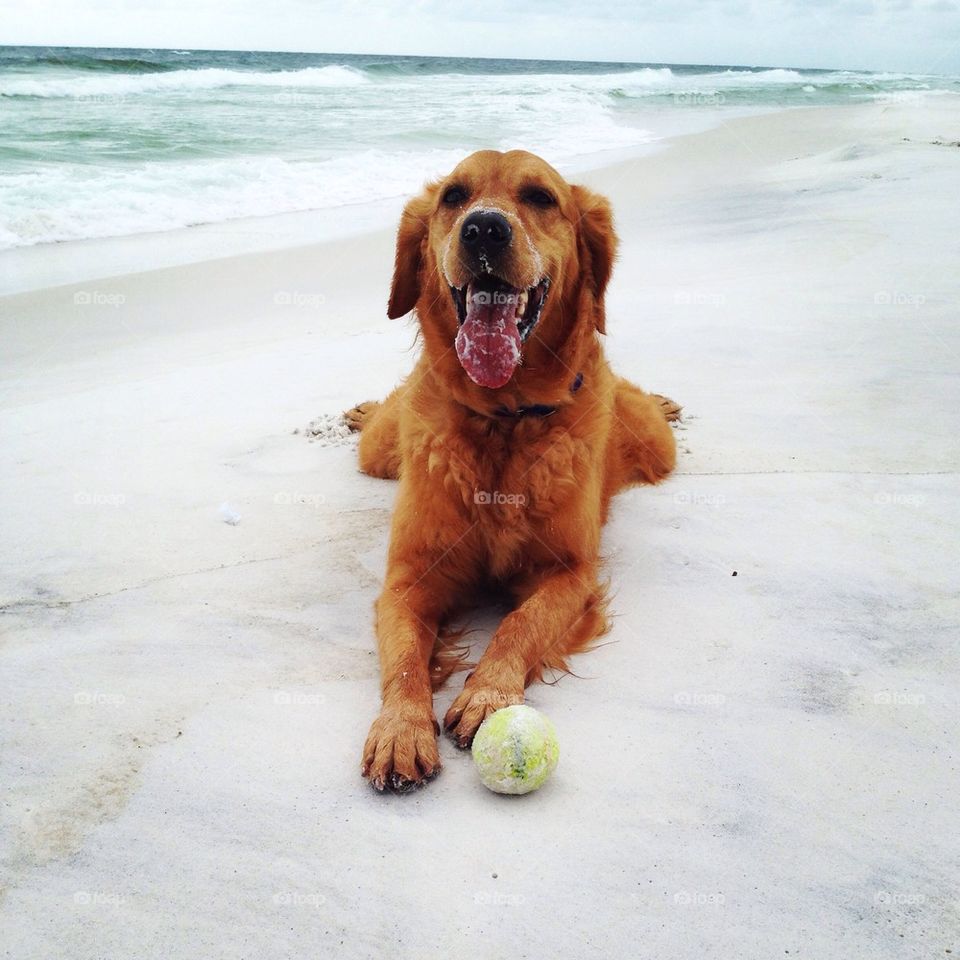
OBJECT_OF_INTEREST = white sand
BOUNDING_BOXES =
[1,100,958,958]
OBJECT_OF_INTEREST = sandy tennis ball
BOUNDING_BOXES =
[471,704,559,795]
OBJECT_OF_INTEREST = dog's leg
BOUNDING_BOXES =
[345,385,403,479]
[443,563,604,747]
[361,563,454,792]
[606,378,678,494]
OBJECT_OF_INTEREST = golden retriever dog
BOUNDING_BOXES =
[346,150,679,792]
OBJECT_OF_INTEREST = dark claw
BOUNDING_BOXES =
[422,765,441,782]
[367,772,423,794]
[389,773,418,794]
[443,712,461,733]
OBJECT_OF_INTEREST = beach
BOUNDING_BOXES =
[1,97,959,958]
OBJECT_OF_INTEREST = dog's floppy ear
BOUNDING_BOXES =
[572,185,617,334]
[387,184,438,319]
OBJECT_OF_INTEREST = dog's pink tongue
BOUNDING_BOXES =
[455,295,521,389]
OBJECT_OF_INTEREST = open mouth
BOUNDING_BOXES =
[450,275,551,343]
[450,275,551,389]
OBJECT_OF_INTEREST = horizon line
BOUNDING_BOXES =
[0,43,862,76]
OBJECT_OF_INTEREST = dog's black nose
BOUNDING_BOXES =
[460,210,512,250]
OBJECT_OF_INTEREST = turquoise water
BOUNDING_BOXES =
[1,46,956,249]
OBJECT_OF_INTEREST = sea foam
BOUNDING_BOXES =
[1,49,956,250]
[0,64,368,98]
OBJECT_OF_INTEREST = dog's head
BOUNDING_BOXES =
[387,150,617,395]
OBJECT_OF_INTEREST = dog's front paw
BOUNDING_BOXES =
[443,684,523,749]
[344,400,380,432]
[361,705,441,793]
[652,393,683,422]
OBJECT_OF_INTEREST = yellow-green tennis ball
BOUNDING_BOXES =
[471,705,559,795]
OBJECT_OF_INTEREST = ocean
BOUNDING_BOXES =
[1,45,956,251]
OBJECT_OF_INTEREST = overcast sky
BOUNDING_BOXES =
[1,0,958,73]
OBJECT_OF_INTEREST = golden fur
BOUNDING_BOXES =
[346,150,679,792]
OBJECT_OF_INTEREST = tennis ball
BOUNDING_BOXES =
[471,704,559,795]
